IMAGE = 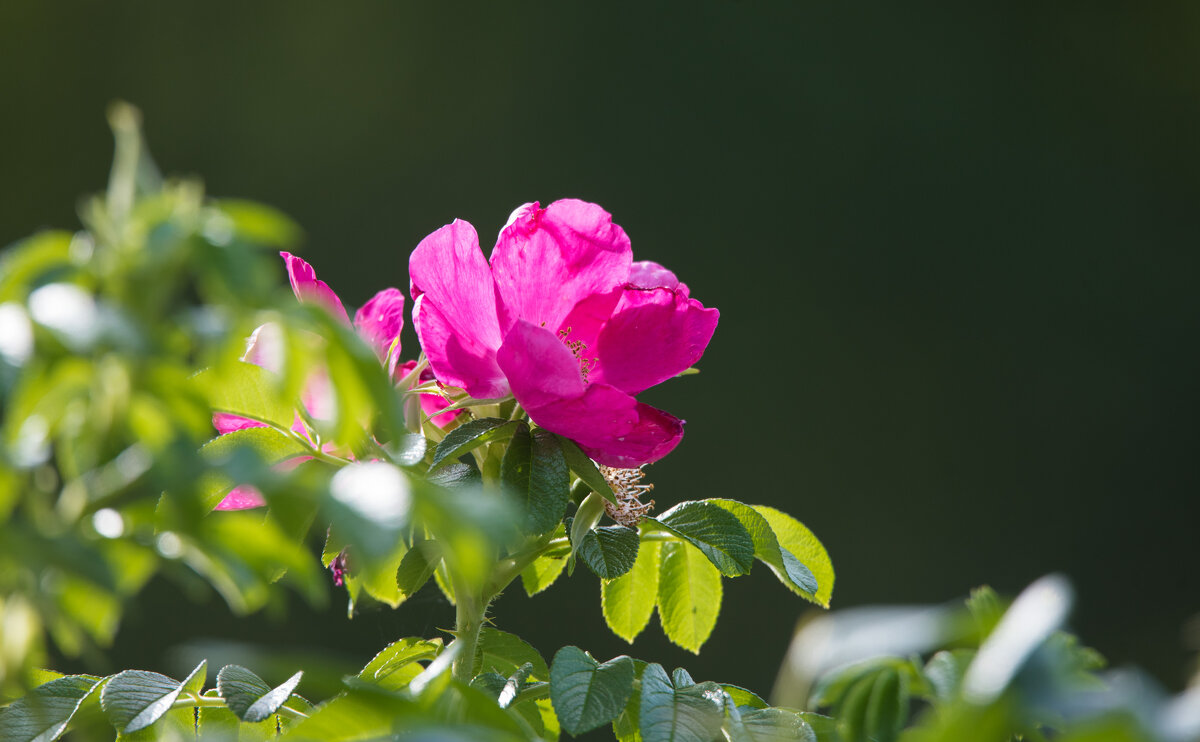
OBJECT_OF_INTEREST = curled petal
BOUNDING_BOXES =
[629,260,689,297]
[491,199,632,335]
[409,221,507,398]
[590,287,719,395]
[354,287,405,374]
[280,252,350,323]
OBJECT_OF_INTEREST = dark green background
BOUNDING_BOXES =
[3,0,1198,706]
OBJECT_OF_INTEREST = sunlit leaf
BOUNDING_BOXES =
[549,647,635,736]
[656,541,722,654]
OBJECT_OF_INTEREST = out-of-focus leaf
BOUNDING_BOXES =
[212,199,302,247]
[193,363,295,432]
[475,628,548,681]
[359,637,443,692]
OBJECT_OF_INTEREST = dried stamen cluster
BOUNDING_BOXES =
[599,464,655,527]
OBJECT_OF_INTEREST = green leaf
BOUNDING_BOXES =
[549,646,636,736]
[395,539,442,598]
[637,663,724,742]
[212,198,302,247]
[216,665,303,723]
[603,540,661,643]
[923,650,972,703]
[522,554,568,597]
[720,684,767,710]
[579,526,640,579]
[359,637,443,691]
[709,499,817,595]
[475,628,549,681]
[862,667,907,742]
[193,362,295,431]
[426,462,482,490]
[501,424,571,535]
[100,664,200,734]
[656,541,722,653]
[429,418,521,471]
[557,435,617,505]
[752,506,835,607]
[652,501,754,577]
[0,674,101,742]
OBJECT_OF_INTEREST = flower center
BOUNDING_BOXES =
[599,464,655,527]
[557,326,596,384]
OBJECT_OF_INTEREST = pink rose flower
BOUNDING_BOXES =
[409,199,718,468]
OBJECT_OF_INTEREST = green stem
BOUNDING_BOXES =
[173,694,309,719]
[451,577,486,683]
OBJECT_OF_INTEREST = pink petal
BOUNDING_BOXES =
[409,221,508,399]
[213,413,266,435]
[491,199,632,336]
[527,385,685,468]
[215,485,266,510]
[629,260,689,297]
[280,252,350,323]
[354,287,405,374]
[496,320,588,410]
[242,323,285,373]
[590,287,719,396]
[496,320,683,467]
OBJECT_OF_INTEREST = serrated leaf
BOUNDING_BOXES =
[720,684,767,710]
[923,649,972,703]
[521,553,568,597]
[359,637,443,691]
[579,526,639,579]
[752,506,835,607]
[200,426,311,468]
[549,647,635,736]
[602,540,661,643]
[557,435,617,504]
[652,501,754,577]
[709,499,817,595]
[100,668,190,734]
[216,665,303,723]
[0,675,101,742]
[426,461,481,490]
[430,418,520,470]
[475,628,549,681]
[638,663,724,742]
[194,362,295,431]
[656,541,722,653]
[501,424,571,535]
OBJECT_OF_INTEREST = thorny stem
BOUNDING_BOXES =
[450,576,487,684]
